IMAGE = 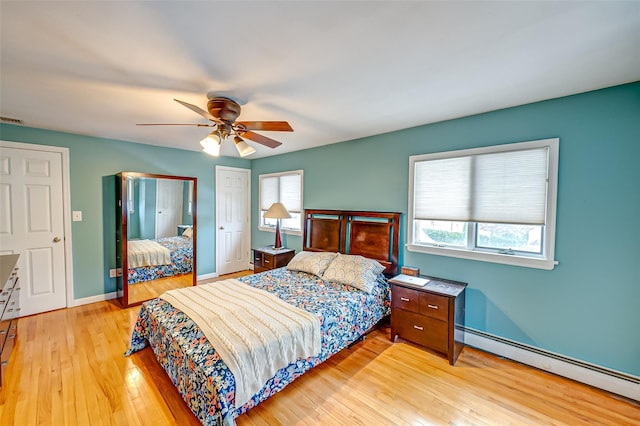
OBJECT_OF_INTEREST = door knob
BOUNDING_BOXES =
[219,226,224,230]
[53,237,61,243]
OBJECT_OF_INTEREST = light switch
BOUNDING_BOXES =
[72,211,83,222]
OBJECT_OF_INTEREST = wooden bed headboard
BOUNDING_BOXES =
[303,209,401,276]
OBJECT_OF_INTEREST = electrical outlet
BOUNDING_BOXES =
[109,268,117,278]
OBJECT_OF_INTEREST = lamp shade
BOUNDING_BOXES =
[200,131,221,156]
[264,202,290,249]
[234,136,256,157]
[264,202,291,219]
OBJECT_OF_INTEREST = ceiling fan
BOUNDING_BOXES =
[137,96,293,157]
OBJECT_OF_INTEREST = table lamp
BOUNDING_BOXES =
[263,202,291,249]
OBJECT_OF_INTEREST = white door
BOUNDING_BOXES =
[216,167,250,275]
[0,145,67,316]
[155,178,183,238]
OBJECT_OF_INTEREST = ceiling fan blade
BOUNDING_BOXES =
[174,99,222,124]
[242,130,283,148]
[136,123,214,127]
[236,121,293,132]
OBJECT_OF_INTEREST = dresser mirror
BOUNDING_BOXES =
[116,172,197,307]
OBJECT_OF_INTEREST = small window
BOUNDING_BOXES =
[127,177,135,214]
[259,170,303,234]
[408,138,559,270]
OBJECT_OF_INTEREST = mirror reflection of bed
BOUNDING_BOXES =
[117,172,197,307]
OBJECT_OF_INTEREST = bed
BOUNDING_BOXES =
[127,235,193,284]
[126,209,401,425]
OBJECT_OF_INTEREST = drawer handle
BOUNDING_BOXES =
[0,330,6,335]
[413,325,424,331]
[427,304,439,310]
[8,334,16,339]
[400,297,410,302]
[1,361,7,366]
[265,259,270,263]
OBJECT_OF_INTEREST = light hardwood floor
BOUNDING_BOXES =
[0,274,638,426]
[127,273,194,305]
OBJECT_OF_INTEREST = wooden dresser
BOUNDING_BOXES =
[252,247,295,273]
[0,254,20,390]
[390,274,466,365]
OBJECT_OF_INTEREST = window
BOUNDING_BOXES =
[127,177,135,214]
[408,138,559,270]
[259,170,303,234]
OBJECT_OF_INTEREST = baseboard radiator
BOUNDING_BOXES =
[463,327,639,402]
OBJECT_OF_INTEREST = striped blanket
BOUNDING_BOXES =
[128,239,171,268]
[160,279,321,407]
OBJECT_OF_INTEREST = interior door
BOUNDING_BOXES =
[0,145,67,316]
[216,167,250,275]
[155,178,183,238]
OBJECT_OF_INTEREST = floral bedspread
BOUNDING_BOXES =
[126,267,391,425]
[128,236,193,284]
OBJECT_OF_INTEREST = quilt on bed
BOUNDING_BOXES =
[128,239,171,268]
[128,236,193,284]
[126,267,391,425]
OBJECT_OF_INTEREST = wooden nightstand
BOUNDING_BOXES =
[252,247,295,273]
[389,274,467,365]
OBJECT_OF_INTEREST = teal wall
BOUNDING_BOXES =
[0,125,250,299]
[251,82,640,377]
[2,83,638,377]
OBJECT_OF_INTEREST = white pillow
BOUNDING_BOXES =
[321,253,385,293]
[182,227,193,238]
[286,251,338,277]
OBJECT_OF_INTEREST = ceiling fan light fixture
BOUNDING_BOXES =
[234,135,256,157]
[201,131,222,156]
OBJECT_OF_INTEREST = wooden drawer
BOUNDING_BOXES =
[0,319,9,351]
[0,274,17,294]
[1,321,16,356]
[261,252,275,269]
[0,320,17,386]
[1,286,19,321]
[253,248,295,273]
[253,251,265,267]
[0,255,19,389]
[420,292,449,321]
[0,277,15,317]
[0,297,6,319]
[392,309,448,353]
[392,285,421,314]
[390,276,467,365]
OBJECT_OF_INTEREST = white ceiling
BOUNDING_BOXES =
[1,1,639,158]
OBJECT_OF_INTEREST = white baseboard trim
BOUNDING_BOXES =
[73,291,117,307]
[197,272,219,281]
[73,271,223,305]
[464,327,639,401]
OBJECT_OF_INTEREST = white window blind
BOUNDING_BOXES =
[260,176,279,210]
[259,170,304,232]
[279,174,301,213]
[414,157,471,222]
[259,174,302,212]
[414,147,549,225]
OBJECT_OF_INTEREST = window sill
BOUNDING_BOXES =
[258,226,303,236]
[407,244,558,270]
